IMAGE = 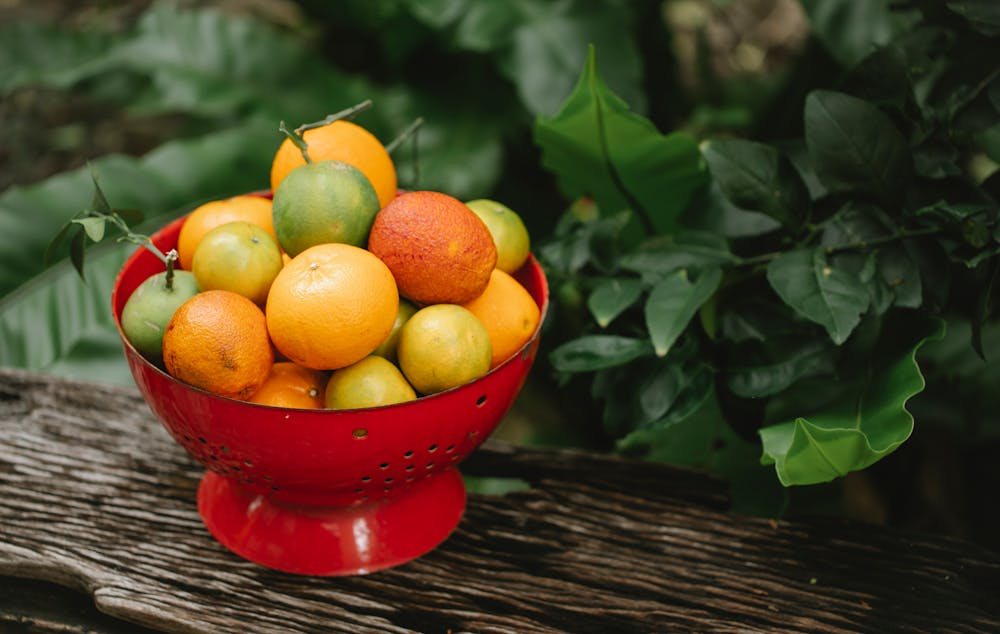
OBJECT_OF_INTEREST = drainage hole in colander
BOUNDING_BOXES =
[231,465,241,472]
[468,430,479,439]
[220,445,230,454]
[361,475,372,482]
[271,486,280,491]
[354,487,364,493]
[385,477,394,484]
[183,434,192,442]
[445,444,455,453]
[209,454,218,461]
[476,395,487,407]
[379,461,389,469]
[384,487,392,493]
[428,444,438,453]
[353,428,368,439]
[405,475,414,482]
[244,478,254,485]
[262,475,272,481]
[426,461,435,469]
[403,450,414,458]
[405,464,415,472]
[197,436,207,444]
[243,459,254,468]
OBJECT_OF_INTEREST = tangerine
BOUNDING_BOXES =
[271,160,380,256]
[323,356,416,409]
[249,361,326,409]
[465,199,531,274]
[270,119,397,208]
[176,195,275,270]
[396,304,492,395]
[191,221,283,305]
[162,290,273,400]
[462,269,540,368]
[367,191,497,305]
[265,243,399,370]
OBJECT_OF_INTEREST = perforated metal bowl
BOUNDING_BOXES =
[111,211,548,576]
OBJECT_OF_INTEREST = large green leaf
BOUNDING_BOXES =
[644,267,722,357]
[759,314,945,485]
[766,248,870,344]
[700,138,809,228]
[726,339,836,398]
[804,90,912,204]
[534,46,707,235]
[587,277,643,328]
[618,231,735,280]
[0,21,116,92]
[0,241,131,383]
[0,123,276,300]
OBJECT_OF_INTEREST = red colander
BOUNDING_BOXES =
[111,212,548,576]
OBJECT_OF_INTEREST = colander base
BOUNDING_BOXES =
[197,468,467,575]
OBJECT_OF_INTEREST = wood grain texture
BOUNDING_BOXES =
[1,367,998,633]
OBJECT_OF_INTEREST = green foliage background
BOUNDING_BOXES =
[2,0,999,546]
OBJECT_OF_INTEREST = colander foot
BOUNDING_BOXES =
[197,468,466,575]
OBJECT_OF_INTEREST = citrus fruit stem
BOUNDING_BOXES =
[385,116,425,154]
[295,99,373,134]
[279,121,313,164]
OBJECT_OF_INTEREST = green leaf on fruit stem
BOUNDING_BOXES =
[72,217,106,243]
[766,248,870,345]
[587,277,643,328]
[759,313,945,486]
[645,267,722,357]
[700,138,809,228]
[534,46,706,235]
[549,335,653,373]
[804,90,912,204]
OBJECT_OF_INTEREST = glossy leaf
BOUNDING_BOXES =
[804,90,912,203]
[800,0,917,67]
[947,1,1000,35]
[766,248,870,345]
[645,268,722,357]
[0,21,116,92]
[549,335,653,373]
[619,231,735,279]
[588,277,643,328]
[759,314,945,485]
[535,46,707,235]
[700,138,809,228]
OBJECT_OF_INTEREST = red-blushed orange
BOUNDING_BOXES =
[367,191,497,305]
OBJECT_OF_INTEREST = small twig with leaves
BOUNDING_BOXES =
[45,166,180,288]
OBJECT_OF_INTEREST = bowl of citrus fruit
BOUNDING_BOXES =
[110,109,547,576]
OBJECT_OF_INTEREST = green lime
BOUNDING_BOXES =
[121,270,200,362]
[272,159,380,257]
[372,299,418,363]
[465,198,531,274]
[324,356,417,409]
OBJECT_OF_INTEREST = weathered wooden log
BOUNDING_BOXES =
[1,367,998,633]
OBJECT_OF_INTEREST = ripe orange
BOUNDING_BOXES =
[396,304,492,395]
[265,243,399,370]
[462,269,541,368]
[191,221,284,305]
[367,191,497,305]
[249,361,326,409]
[270,119,397,209]
[323,356,416,409]
[162,290,274,400]
[176,195,275,270]
[271,160,380,256]
[465,199,531,274]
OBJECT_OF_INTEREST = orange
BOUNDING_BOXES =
[176,195,275,270]
[465,199,531,274]
[396,304,492,395]
[461,269,540,368]
[271,160,380,256]
[249,361,326,409]
[323,356,416,409]
[162,290,274,400]
[265,243,399,370]
[270,119,397,209]
[191,221,284,305]
[367,191,497,305]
